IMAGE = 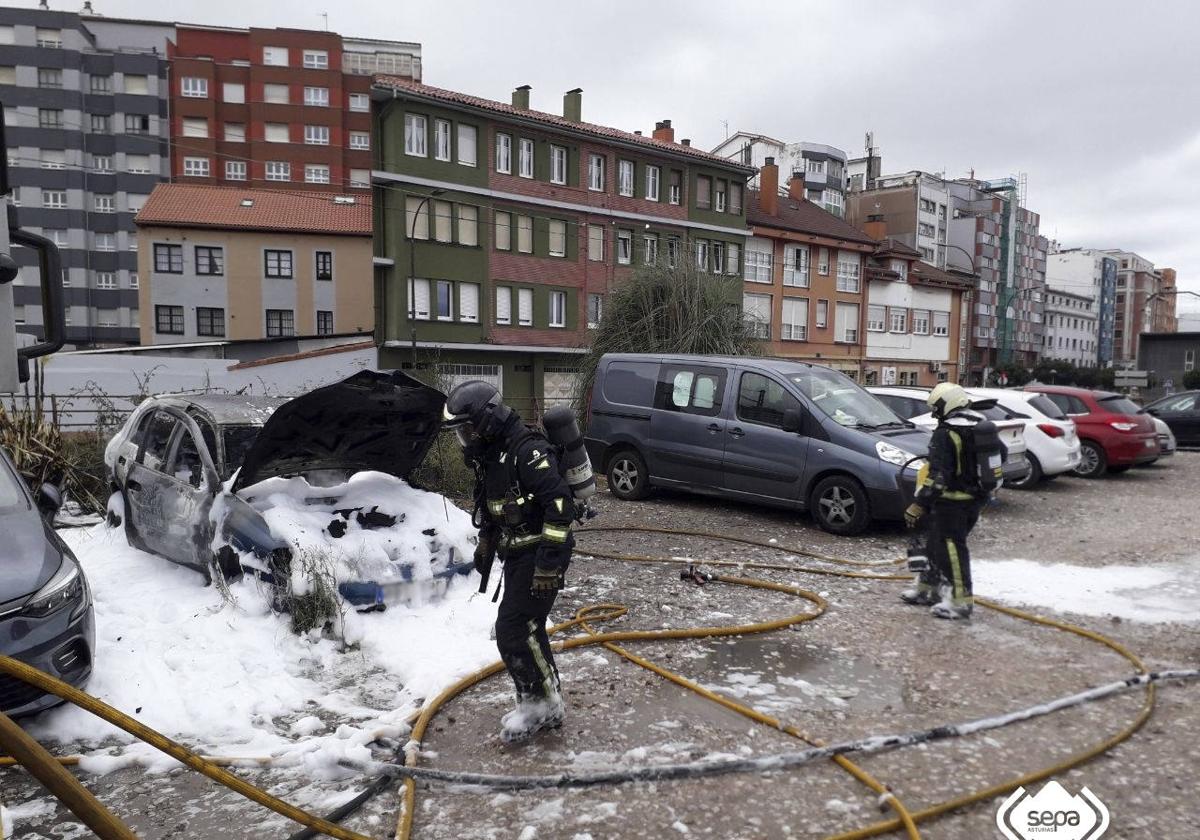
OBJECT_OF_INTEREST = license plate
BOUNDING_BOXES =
[1145,439,1155,448]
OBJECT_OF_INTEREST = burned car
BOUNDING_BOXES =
[104,370,473,608]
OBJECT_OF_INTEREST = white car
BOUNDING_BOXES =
[867,386,1031,488]
[962,387,1082,486]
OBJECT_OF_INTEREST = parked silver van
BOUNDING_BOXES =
[585,354,932,535]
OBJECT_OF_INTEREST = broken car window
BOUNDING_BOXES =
[141,412,177,472]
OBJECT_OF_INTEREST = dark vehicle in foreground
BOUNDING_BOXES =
[586,354,931,535]
[103,370,472,605]
[1142,390,1200,447]
[0,446,95,716]
[1025,385,1158,477]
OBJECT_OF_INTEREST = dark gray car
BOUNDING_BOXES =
[585,354,931,535]
[0,446,95,716]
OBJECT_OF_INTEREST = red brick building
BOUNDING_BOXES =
[168,26,420,193]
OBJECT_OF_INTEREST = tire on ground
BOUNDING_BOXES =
[809,474,871,536]
[1074,441,1107,479]
[1009,454,1042,489]
[606,448,651,501]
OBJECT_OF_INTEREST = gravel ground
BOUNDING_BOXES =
[4,453,1198,839]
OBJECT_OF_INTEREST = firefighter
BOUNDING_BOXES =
[443,381,575,741]
[902,383,1005,620]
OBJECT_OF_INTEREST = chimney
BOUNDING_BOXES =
[788,170,805,201]
[864,213,887,242]
[563,88,582,123]
[633,130,642,136]
[39,0,49,7]
[511,85,530,110]
[81,0,93,11]
[760,157,779,216]
[680,138,691,147]
[652,119,675,143]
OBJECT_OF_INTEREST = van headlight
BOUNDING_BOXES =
[23,557,87,620]
[876,441,920,468]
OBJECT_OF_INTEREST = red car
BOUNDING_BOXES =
[1024,385,1158,478]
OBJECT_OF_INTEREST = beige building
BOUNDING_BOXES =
[135,184,372,344]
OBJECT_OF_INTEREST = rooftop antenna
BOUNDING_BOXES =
[319,11,329,31]
[721,119,729,140]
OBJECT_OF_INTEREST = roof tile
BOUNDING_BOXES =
[135,184,372,236]
[745,190,877,245]
[373,76,753,171]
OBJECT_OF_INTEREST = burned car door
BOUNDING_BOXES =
[125,407,222,571]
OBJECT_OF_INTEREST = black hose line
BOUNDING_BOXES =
[285,772,396,840]
[378,669,1198,791]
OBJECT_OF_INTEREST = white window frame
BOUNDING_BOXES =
[645,165,660,201]
[408,278,431,320]
[696,241,710,272]
[304,86,329,107]
[494,211,511,250]
[347,130,370,151]
[495,286,512,325]
[459,282,480,324]
[94,234,115,253]
[588,224,604,262]
[222,82,245,104]
[303,50,329,69]
[867,305,886,332]
[348,93,369,112]
[549,291,566,328]
[669,171,682,205]
[549,220,567,257]
[783,246,810,287]
[457,124,477,167]
[226,160,247,181]
[550,145,568,185]
[458,205,479,246]
[433,200,453,243]
[265,161,291,182]
[618,160,634,197]
[587,293,603,329]
[495,133,512,174]
[516,215,533,254]
[435,119,452,161]
[726,243,740,276]
[816,299,828,329]
[181,76,208,98]
[263,46,289,66]
[588,154,605,191]
[932,311,950,337]
[405,114,428,157]
[782,298,808,341]
[518,138,534,179]
[836,303,860,344]
[305,164,331,185]
[304,124,330,146]
[644,235,659,266]
[889,307,908,333]
[42,190,67,209]
[744,240,772,284]
[517,288,533,326]
[617,230,632,265]
[911,309,930,335]
[182,157,209,178]
[743,292,772,339]
[95,271,116,289]
[835,251,861,292]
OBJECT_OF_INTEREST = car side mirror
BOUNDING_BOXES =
[38,483,63,519]
[781,408,803,434]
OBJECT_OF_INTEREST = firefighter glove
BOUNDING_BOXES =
[531,565,564,598]
[474,528,499,575]
[904,503,926,529]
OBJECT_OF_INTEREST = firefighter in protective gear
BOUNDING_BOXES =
[901,383,999,620]
[443,381,575,741]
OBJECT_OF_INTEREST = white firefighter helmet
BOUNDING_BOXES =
[927,382,971,419]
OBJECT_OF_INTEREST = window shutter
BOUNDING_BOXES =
[496,287,512,324]
[409,279,430,319]
[460,284,480,323]
[518,288,533,325]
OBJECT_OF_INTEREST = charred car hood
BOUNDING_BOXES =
[232,370,445,492]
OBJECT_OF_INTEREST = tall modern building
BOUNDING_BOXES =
[2,6,172,346]
[1,6,420,348]
[1047,248,1116,366]
[1102,250,1170,364]
[847,170,1049,378]
[711,131,849,218]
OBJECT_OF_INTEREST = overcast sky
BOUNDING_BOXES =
[66,0,1200,308]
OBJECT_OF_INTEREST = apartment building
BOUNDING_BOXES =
[1047,248,1116,366]
[1,6,172,346]
[740,160,875,379]
[1154,268,1177,333]
[1,6,420,348]
[856,221,973,387]
[135,184,372,343]
[1102,250,1175,364]
[848,171,1048,379]
[370,80,754,407]
[712,131,849,217]
[1042,289,1099,368]
[167,25,419,193]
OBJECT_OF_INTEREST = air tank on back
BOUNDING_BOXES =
[542,405,596,502]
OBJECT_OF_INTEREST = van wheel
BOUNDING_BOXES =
[810,476,870,536]
[607,450,650,501]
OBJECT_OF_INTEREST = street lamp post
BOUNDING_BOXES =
[939,243,980,384]
[409,189,445,362]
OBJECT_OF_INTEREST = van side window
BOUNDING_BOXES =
[602,361,659,407]
[655,365,726,417]
[737,372,799,427]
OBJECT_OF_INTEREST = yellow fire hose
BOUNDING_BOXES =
[0,526,1162,840]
